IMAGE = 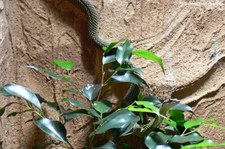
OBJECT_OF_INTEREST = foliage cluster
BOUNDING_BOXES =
[0,40,225,148]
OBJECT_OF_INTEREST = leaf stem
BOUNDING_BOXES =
[96,63,106,101]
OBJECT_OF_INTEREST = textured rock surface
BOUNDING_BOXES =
[0,0,225,148]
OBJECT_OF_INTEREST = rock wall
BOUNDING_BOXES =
[0,0,225,148]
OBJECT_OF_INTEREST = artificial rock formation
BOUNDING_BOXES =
[0,0,225,148]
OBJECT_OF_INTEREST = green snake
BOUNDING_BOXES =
[74,0,140,105]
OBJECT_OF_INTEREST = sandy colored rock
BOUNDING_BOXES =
[0,0,225,148]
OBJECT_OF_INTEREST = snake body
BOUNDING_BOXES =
[73,0,109,47]
[75,0,181,138]
[74,0,140,104]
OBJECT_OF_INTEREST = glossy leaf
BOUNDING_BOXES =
[102,48,117,64]
[170,132,204,144]
[62,98,86,108]
[35,93,46,103]
[27,66,62,79]
[62,109,89,123]
[0,86,10,96]
[34,118,67,142]
[111,113,140,137]
[93,100,112,114]
[116,40,133,64]
[94,140,116,149]
[69,100,86,108]
[164,125,176,133]
[171,104,193,113]
[145,134,157,149]
[143,96,162,107]
[132,50,164,71]
[93,109,139,136]
[184,118,204,130]
[103,38,126,53]
[181,140,225,149]
[111,71,147,86]
[46,102,59,111]
[2,83,42,109]
[163,118,177,131]
[53,60,74,71]
[82,83,101,101]
[145,132,172,149]
[89,108,101,118]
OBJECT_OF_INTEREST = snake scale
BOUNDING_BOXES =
[74,0,140,105]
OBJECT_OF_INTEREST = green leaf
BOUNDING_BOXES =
[169,110,185,126]
[135,101,159,113]
[143,96,162,107]
[62,109,89,123]
[69,100,86,108]
[171,104,193,113]
[0,86,11,96]
[103,38,126,53]
[170,132,204,144]
[181,140,225,149]
[145,132,172,149]
[94,140,116,149]
[111,71,147,86]
[128,106,155,113]
[132,50,164,72]
[93,109,139,136]
[27,66,62,79]
[2,83,42,109]
[111,115,139,137]
[93,100,112,114]
[46,102,60,111]
[34,118,67,142]
[89,108,101,118]
[62,98,86,108]
[102,48,117,64]
[82,83,101,101]
[116,40,133,64]
[145,134,157,149]
[163,118,178,131]
[184,118,204,130]
[53,60,74,71]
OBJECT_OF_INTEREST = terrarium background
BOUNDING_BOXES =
[0,0,225,148]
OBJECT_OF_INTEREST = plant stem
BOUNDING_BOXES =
[89,124,96,147]
[182,129,197,136]
[181,128,187,136]
[96,63,106,101]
